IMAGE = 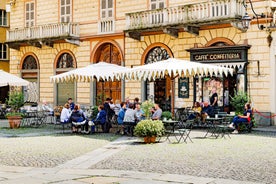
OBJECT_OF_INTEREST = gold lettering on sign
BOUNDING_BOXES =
[194,53,241,61]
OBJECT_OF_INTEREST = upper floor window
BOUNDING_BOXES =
[25,2,35,27]
[0,44,8,60]
[101,0,113,19]
[150,0,165,10]
[60,0,71,23]
[99,0,114,33]
[0,10,7,26]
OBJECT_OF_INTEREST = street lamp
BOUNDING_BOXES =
[241,0,265,31]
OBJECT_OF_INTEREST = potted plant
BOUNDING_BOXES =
[141,100,154,119]
[161,111,172,120]
[230,90,250,114]
[6,91,25,129]
[134,119,165,143]
[230,90,256,129]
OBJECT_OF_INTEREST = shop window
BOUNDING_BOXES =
[202,77,223,106]
[0,10,7,26]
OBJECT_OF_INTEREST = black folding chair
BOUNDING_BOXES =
[176,120,193,143]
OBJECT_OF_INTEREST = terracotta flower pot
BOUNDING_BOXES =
[144,136,156,143]
[7,116,22,129]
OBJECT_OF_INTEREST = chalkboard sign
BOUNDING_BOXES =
[178,77,189,98]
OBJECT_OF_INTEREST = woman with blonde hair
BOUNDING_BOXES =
[60,103,71,124]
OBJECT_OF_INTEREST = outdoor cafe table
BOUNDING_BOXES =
[204,117,224,138]
[162,120,183,143]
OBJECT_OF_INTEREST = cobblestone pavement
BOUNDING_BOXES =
[0,134,117,168]
[0,126,275,184]
[92,131,276,184]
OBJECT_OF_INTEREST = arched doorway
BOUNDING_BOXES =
[55,52,76,105]
[21,54,39,103]
[94,43,122,105]
[144,46,171,111]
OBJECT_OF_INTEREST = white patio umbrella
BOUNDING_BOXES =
[115,58,233,115]
[50,62,130,83]
[0,70,29,87]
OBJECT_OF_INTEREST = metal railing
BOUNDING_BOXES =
[7,22,80,42]
[126,0,245,30]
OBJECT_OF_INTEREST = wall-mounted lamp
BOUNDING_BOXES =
[241,0,266,31]
[6,0,16,12]
[9,0,16,6]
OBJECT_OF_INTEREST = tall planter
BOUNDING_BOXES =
[134,119,165,143]
[7,116,22,129]
[6,91,25,129]
[143,136,156,143]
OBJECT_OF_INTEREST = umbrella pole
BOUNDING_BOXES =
[171,78,175,118]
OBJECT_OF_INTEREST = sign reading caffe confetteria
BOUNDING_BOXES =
[187,45,251,63]
[193,52,241,61]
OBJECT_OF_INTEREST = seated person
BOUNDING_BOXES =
[188,101,202,120]
[117,102,126,125]
[135,103,145,122]
[123,103,137,135]
[116,102,126,134]
[229,103,252,134]
[93,105,107,132]
[201,101,214,123]
[60,103,71,124]
[67,98,75,111]
[42,100,54,115]
[113,99,121,116]
[151,103,162,120]
[123,103,137,122]
[70,104,89,133]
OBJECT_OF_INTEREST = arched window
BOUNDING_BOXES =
[21,55,39,103]
[57,53,74,68]
[23,55,38,69]
[145,47,171,111]
[55,52,75,105]
[145,47,170,64]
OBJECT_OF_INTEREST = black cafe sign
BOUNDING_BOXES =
[193,52,241,61]
[187,45,250,63]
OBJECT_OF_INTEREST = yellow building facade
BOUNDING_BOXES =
[0,0,9,103]
[6,0,276,125]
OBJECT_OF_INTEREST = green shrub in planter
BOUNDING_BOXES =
[6,91,25,117]
[161,111,172,120]
[230,91,250,115]
[134,119,165,137]
[141,100,154,119]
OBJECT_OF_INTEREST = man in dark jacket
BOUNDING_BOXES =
[201,101,214,122]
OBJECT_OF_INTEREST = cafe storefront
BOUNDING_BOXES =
[187,44,251,112]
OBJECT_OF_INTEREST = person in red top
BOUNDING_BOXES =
[229,103,252,134]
